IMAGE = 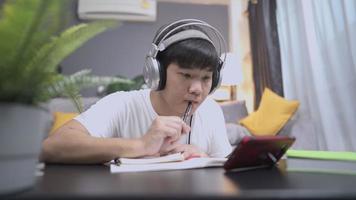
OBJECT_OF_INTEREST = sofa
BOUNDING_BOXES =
[46,93,316,151]
[47,97,318,150]
[46,97,252,146]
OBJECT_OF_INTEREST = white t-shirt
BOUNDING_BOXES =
[75,89,232,157]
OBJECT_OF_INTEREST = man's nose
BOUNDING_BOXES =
[188,80,202,95]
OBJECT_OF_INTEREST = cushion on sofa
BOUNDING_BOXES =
[49,112,78,135]
[239,88,300,136]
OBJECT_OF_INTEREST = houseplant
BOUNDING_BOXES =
[0,0,120,194]
[105,74,145,95]
[49,69,134,113]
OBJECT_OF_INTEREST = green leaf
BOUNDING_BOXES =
[25,20,119,81]
[0,0,121,105]
[106,75,145,94]
[47,69,132,112]
[0,0,70,70]
[0,0,42,67]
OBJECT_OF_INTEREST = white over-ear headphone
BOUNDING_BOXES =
[143,19,227,93]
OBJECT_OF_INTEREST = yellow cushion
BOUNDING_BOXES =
[239,88,300,136]
[50,112,78,134]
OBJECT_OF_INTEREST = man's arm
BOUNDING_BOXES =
[41,120,146,164]
[41,116,190,164]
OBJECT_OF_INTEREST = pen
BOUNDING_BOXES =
[182,101,192,124]
[182,101,193,144]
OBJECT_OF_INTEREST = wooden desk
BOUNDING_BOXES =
[7,160,356,200]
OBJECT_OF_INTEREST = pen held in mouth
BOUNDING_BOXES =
[182,101,192,123]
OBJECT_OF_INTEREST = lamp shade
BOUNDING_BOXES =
[221,52,243,85]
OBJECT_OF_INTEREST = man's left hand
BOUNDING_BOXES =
[169,144,208,159]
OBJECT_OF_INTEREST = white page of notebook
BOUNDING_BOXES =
[110,156,227,173]
[117,153,184,165]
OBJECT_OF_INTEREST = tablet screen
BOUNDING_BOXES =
[224,136,296,171]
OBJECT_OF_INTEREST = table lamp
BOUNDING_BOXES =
[220,52,243,100]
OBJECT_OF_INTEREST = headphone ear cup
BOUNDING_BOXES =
[209,60,223,94]
[144,56,161,91]
[209,70,218,94]
[157,61,166,90]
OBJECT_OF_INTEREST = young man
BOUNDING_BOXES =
[41,19,232,164]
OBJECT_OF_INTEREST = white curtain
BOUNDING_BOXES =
[277,0,356,151]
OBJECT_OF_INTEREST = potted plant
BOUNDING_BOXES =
[0,0,120,194]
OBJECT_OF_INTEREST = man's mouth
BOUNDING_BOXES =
[184,100,199,113]
[185,99,199,104]
[182,102,193,123]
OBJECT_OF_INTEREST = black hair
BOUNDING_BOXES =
[153,22,221,90]
[157,38,219,72]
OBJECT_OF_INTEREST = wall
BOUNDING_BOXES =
[228,0,254,112]
[60,1,229,96]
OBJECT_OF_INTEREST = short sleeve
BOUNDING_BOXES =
[75,93,123,138]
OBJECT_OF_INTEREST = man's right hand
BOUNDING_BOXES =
[140,116,190,156]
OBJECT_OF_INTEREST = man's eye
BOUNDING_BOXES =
[203,76,212,81]
[182,73,191,79]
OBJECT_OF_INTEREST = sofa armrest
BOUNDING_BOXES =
[219,100,248,124]
[48,97,100,113]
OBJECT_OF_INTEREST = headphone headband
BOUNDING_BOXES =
[152,19,227,63]
[153,19,205,43]
[148,29,214,58]
[144,19,227,93]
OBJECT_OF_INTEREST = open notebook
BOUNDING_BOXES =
[110,136,296,173]
[110,153,227,173]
